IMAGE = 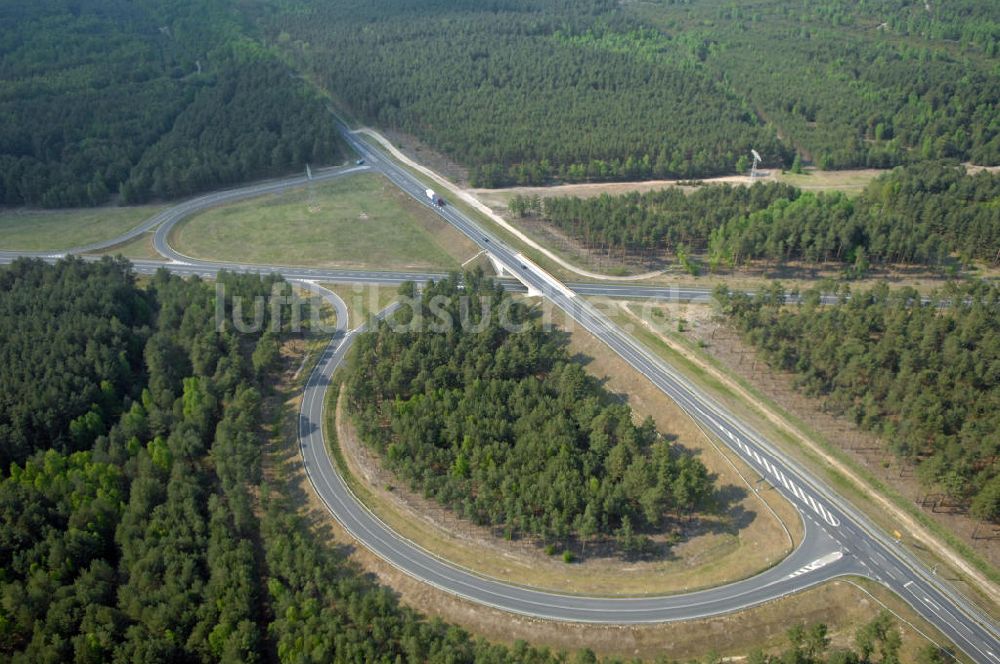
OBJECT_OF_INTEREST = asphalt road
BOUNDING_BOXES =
[149,169,366,264]
[0,164,367,262]
[0,130,996,660]
[0,161,830,306]
[339,126,1000,662]
[297,285,852,619]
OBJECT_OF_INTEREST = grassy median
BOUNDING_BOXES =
[172,172,479,271]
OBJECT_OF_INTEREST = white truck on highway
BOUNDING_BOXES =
[425,188,445,207]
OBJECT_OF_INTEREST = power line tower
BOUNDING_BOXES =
[306,164,321,213]
[749,149,762,183]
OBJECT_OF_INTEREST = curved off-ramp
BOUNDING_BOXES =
[0,122,996,661]
[295,288,859,624]
[0,164,367,263]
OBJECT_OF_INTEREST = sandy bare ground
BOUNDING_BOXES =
[473,174,768,202]
[965,163,1000,175]
[470,167,890,204]
[473,164,994,203]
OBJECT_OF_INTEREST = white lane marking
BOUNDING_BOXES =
[726,432,840,527]
[901,582,983,643]
[788,551,843,578]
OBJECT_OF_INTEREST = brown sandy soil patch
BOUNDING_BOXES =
[642,265,970,297]
[774,168,884,194]
[265,336,959,662]
[260,334,320,486]
[328,300,800,597]
[471,166,883,208]
[475,179,713,208]
[321,283,402,329]
[964,163,1000,175]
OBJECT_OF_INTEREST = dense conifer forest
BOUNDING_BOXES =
[714,280,1000,523]
[521,162,1000,269]
[260,0,998,185]
[634,0,1000,170]
[260,0,791,186]
[345,273,716,551]
[0,0,342,208]
[0,258,279,659]
[6,0,995,206]
[0,261,942,662]
[0,258,571,662]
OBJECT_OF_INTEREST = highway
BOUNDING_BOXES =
[296,284,851,616]
[0,130,997,661]
[0,162,826,305]
[339,125,1000,662]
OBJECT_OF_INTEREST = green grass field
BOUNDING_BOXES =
[172,173,480,270]
[0,205,163,251]
[98,232,162,261]
[774,167,881,195]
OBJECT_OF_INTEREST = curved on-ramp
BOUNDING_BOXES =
[297,284,858,624]
[0,128,996,661]
[0,164,368,263]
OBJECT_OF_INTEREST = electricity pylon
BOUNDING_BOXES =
[749,149,762,182]
[306,164,320,213]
